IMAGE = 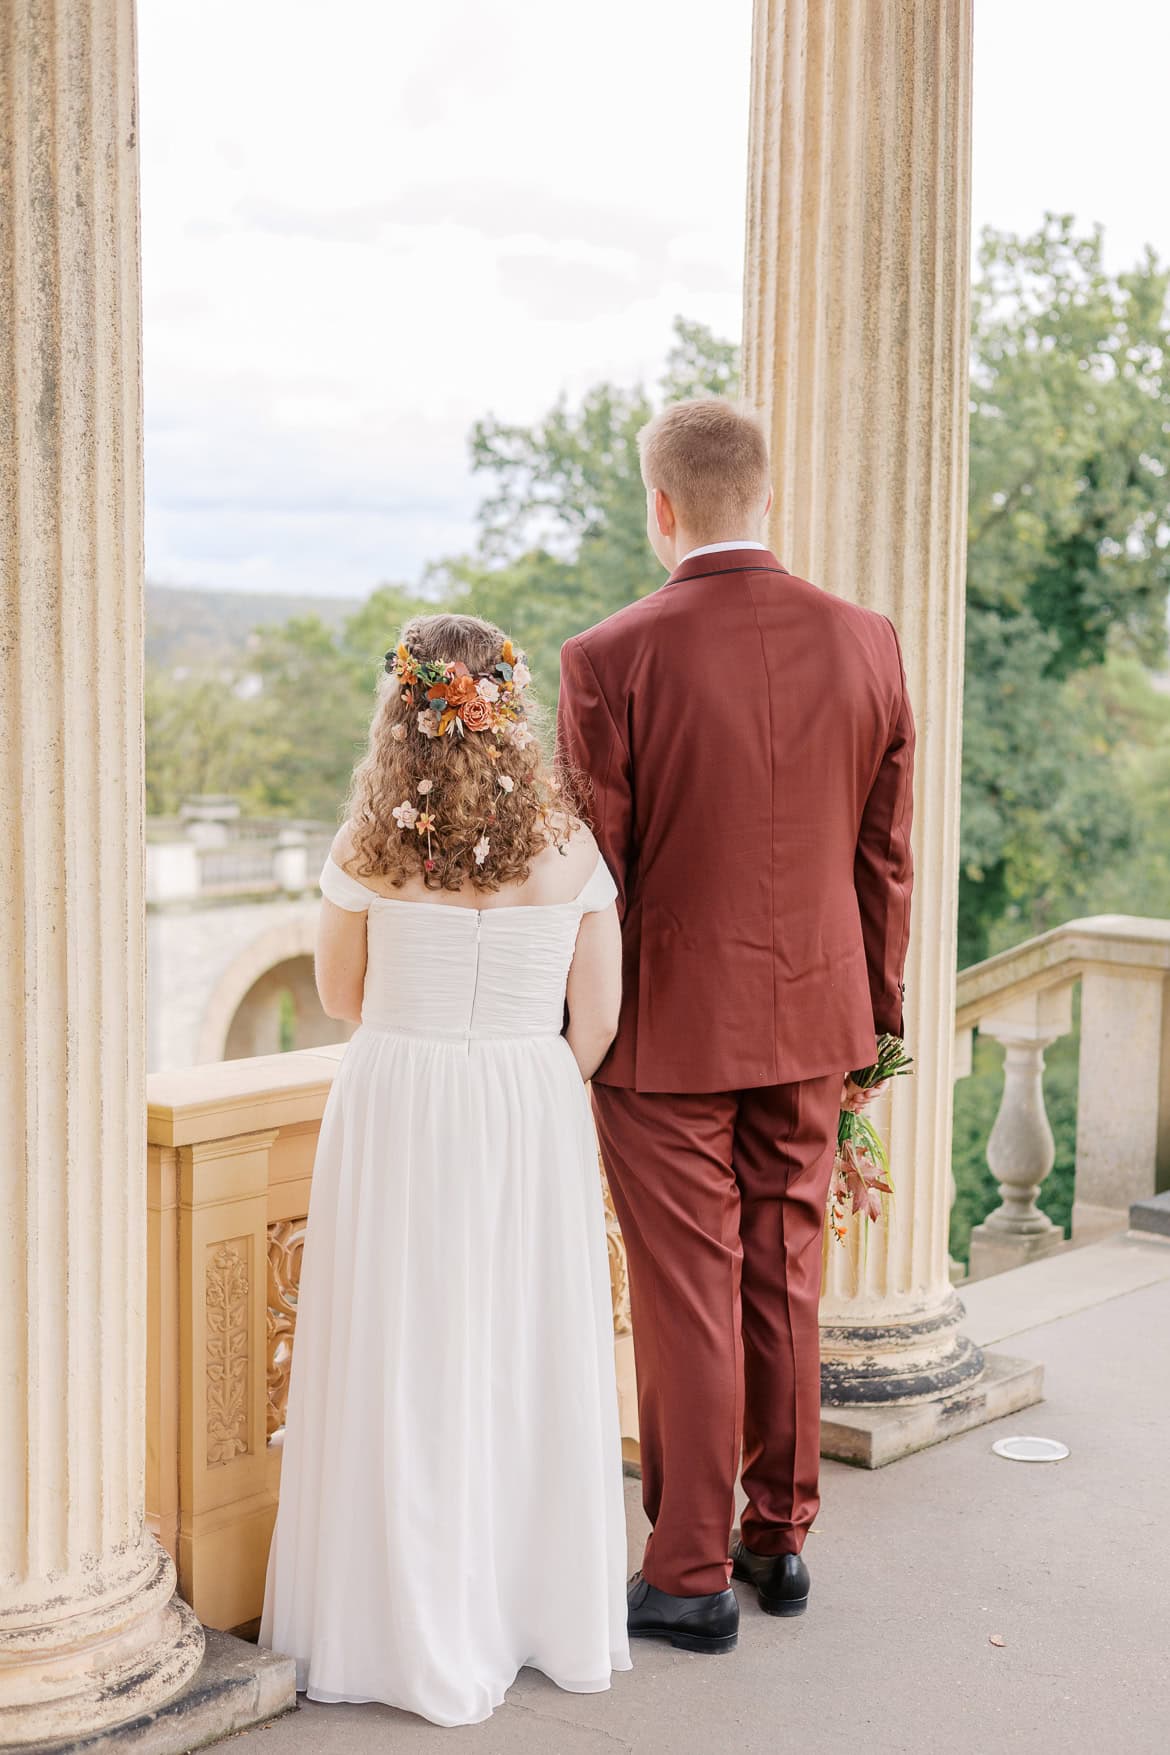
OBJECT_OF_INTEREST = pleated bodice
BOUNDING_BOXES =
[318,851,618,1042]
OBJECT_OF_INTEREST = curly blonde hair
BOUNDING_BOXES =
[342,612,581,893]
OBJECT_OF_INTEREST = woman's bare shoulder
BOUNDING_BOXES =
[521,817,597,901]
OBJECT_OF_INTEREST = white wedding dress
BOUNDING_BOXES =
[258,849,631,1726]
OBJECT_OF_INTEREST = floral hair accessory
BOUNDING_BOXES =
[414,807,438,870]
[387,640,533,741]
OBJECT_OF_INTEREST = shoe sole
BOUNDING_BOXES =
[731,1558,810,1618]
[628,1626,738,1654]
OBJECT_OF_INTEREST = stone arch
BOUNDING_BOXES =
[196,917,347,1064]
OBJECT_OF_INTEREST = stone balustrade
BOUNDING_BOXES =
[147,822,334,902]
[140,913,1170,1630]
[145,1051,637,1634]
[956,915,1170,1279]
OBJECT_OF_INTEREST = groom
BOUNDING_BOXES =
[557,398,914,1653]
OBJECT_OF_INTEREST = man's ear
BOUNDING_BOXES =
[763,485,774,519]
[654,487,676,538]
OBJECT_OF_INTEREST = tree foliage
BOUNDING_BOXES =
[144,249,1170,1261]
[146,249,1170,969]
[959,217,1170,959]
[432,317,739,694]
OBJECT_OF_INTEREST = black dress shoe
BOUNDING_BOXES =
[729,1536,810,1617]
[627,1571,739,1654]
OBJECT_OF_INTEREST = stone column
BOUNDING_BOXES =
[743,0,1041,1456]
[0,0,204,1739]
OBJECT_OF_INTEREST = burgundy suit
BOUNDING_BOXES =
[557,546,914,1595]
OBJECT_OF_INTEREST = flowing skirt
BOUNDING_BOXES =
[258,1024,631,1726]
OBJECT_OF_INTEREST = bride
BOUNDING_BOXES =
[258,612,632,1725]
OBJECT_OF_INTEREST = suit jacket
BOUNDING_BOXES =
[557,547,915,1093]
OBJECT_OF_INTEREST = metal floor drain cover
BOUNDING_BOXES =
[992,1435,1069,1462]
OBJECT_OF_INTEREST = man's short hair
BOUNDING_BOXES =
[637,398,770,538]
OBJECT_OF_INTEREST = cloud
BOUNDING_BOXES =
[235,179,678,267]
[136,0,754,600]
[495,251,653,321]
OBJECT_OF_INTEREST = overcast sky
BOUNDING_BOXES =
[139,0,1170,601]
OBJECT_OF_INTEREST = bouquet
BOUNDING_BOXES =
[828,1034,913,1243]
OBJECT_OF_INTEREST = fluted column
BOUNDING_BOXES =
[743,0,986,1406]
[0,0,204,1740]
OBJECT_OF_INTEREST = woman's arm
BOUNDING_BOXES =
[565,901,622,1080]
[316,825,370,1022]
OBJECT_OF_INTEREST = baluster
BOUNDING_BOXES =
[967,985,1075,1281]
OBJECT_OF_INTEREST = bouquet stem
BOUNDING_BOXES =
[829,1034,913,1244]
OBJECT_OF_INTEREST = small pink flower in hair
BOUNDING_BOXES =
[417,778,434,795]
[417,708,440,738]
[509,722,535,750]
[497,774,514,794]
[473,835,491,868]
[392,801,418,830]
[477,677,500,703]
[512,660,531,691]
[390,723,407,742]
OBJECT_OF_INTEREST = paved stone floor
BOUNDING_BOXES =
[233,1245,1170,1755]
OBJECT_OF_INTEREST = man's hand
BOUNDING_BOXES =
[840,1075,890,1114]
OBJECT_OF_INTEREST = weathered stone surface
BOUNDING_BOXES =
[820,1350,1044,1469]
[1129,1191,1170,1238]
[22,1631,295,1755]
[1,0,203,1740]
[1074,964,1170,1240]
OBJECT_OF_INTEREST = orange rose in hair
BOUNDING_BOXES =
[461,697,493,732]
[444,673,478,707]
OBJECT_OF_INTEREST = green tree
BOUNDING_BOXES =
[434,316,740,696]
[244,585,433,820]
[145,666,280,816]
[959,217,1170,960]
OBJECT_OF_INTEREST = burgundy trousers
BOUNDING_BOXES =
[592,1073,842,1597]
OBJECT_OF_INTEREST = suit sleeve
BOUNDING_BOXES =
[854,620,915,1041]
[557,637,634,920]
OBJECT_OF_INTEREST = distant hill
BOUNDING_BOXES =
[146,581,365,671]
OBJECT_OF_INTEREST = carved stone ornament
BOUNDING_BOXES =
[205,1239,251,1464]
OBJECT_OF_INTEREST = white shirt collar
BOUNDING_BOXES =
[679,540,769,564]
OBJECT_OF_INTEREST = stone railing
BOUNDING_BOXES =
[146,822,335,902]
[955,915,1170,1279]
[145,1049,636,1634]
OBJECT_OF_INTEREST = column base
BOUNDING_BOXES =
[820,1349,1044,1468]
[968,1218,1066,1281]
[24,1630,294,1755]
[818,1287,986,1405]
[0,1545,207,1748]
